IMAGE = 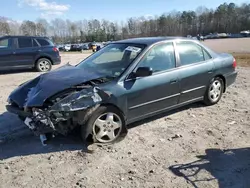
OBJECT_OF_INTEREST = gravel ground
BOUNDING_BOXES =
[0,39,250,188]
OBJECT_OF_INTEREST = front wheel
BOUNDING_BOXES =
[204,77,224,105]
[81,106,127,144]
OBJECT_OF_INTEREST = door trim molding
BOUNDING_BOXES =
[181,85,206,94]
[127,96,204,124]
[129,93,180,110]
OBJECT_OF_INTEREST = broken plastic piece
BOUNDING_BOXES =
[40,134,48,146]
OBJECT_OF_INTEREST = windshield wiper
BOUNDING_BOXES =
[92,75,116,83]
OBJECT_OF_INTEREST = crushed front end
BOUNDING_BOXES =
[6,83,111,144]
[6,65,114,144]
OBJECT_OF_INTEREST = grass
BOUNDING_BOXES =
[232,53,250,67]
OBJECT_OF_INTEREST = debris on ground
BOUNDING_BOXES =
[168,134,183,141]
[228,121,237,125]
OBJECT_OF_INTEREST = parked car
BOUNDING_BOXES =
[89,42,98,52]
[63,44,71,51]
[240,30,250,37]
[80,43,90,50]
[88,42,104,52]
[6,37,237,145]
[70,44,80,51]
[57,45,65,51]
[71,43,90,52]
[204,33,220,39]
[0,35,61,72]
[228,33,243,38]
[217,33,228,38]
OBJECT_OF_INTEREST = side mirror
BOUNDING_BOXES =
[135,67,153,77]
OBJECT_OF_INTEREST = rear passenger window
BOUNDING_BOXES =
[33,39,39,47]
[0,38,9,49]
[203,49,212,60]
[176,41,210,66]
[36,38,50,46]
[18,38,32,48]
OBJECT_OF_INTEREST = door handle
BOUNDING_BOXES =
[170,80,178,84]
[208,70,213,74]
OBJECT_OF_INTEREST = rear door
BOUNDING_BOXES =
[13,37,39,67]
[175,41,214,103]
[0,37,15,68]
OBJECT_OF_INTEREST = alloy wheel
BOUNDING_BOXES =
[208,80,222,102]
[39,60,51,71]
[93,112,122,143]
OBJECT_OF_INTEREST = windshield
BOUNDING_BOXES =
[77,43,145,78]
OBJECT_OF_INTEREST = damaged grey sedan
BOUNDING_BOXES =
[6,37,237,144]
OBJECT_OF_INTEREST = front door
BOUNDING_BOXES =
[175,41,214,103]
[125,42,181,122]
[0,37,15,68]
[13,37,38,67]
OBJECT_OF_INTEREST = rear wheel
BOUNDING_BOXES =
[81,106,127,144]
[204,77,224,105]
[35,58,52,72]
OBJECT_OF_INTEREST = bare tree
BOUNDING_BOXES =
[0,21,10,36]
[2,2,250,43]
[20,21,36,36]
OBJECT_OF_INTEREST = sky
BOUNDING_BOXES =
[2,0,249,22]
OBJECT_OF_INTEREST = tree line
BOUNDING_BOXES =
[1,2,250,44]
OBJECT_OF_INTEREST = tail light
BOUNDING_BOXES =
[53,47,59,52]
[232,58,237,68]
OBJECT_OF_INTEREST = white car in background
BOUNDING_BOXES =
[64,44,71,51]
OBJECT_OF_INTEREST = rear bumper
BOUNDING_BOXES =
[224,71,238,87]
[52,56,61,65]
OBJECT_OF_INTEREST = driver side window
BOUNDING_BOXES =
[138,42,176,73]
[0,38,10,49]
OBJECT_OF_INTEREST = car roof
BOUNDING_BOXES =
[114,36,188,46]
[0,35,49,39]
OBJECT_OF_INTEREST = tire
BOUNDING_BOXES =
[81,106,127,144]
[35,58,52,72]
[204,77,224,105]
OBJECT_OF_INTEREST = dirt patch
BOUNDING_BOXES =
[204,38,250,53]
[231,53,250,67]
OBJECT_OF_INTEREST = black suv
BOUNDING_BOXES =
[0,36,61,72]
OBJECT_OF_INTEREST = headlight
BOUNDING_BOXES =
[19,80,29,86]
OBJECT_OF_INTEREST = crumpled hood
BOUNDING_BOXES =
[9,65,104,107]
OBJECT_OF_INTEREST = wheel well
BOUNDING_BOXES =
[100,103,125,117]
[215,75,226,92]
[35,56,53,66]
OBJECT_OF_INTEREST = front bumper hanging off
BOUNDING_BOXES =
[6,105,56,135]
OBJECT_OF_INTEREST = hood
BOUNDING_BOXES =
[9,65,105,107]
